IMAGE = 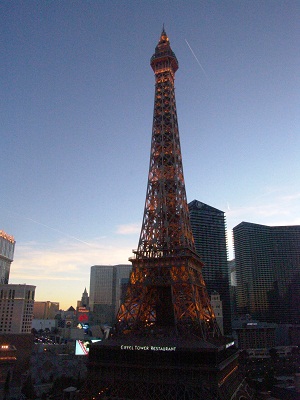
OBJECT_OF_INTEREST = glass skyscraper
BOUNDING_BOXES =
[233,222,300,324]
[188,200,231,335]
[89,264,132,325]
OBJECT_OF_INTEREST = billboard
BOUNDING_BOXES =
[75,339,101,355]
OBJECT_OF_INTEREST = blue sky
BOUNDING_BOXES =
[1,1,300,309]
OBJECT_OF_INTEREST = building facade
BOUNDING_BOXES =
[188,200,231,334]
[89,264,131,325]
[210,291,224,335]
[0,284,35,334]
[233,222,300,324]
[33,301,60,320]
[80,287,89,308]
[0,230,15,284]
[232,319,277,350]
[228,259,238,319]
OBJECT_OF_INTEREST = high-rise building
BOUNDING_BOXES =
[0,233,36,388]
[0,284,35,334]
[0,230,15,284]
[233,222,300,324]
[188,200,231,334]
[89,264,131,325]
[84,29,253,400]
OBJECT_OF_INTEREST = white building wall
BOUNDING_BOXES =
[210,292,224,335]
[32,319,57,331]
[0,284,35,333]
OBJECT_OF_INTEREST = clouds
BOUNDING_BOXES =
[7,188,299,307]
[2,2,299,311]
[116,223,140,235]
[226,188,300,258]
[281,193,300,202]
[9,235,135,308]
[227,188,300,224]
[7,185,300,307]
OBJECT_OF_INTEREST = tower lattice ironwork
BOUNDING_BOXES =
[81,29,255,400]
[116,29,221,341]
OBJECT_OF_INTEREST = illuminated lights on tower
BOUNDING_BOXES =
[115,28,221,340]
[83,29,254,400]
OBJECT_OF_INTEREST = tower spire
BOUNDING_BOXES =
[138,28,192,258]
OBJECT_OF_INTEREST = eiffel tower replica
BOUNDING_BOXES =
[82,29,254,400]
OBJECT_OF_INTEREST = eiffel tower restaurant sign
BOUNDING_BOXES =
[120,344,176,352]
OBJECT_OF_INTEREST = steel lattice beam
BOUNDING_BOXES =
[81,29,255,400]
[115,29,221,341]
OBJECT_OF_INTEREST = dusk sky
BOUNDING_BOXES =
[1,1,299,309]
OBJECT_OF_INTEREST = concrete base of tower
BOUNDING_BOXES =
[80,336,255,399]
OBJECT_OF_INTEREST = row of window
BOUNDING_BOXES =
[0,289,15,299]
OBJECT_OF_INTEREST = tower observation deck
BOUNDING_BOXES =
[82,29,254,400]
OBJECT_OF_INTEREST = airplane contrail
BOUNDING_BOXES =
[185,39,208,79]
[6,210,96,247]
[25,216,94,247]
